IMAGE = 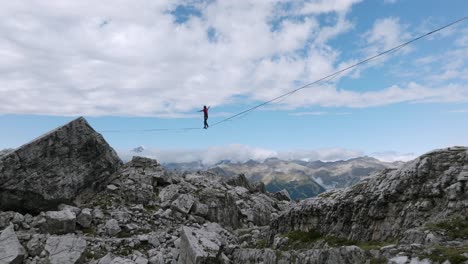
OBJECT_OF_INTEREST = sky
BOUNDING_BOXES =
[0,0,467,164]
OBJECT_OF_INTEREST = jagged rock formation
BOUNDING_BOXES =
[270,147,468,242]
[232,246,369,264]
[0,224,26,264]
[0,117,122,213]
[0,118,467,264]
[0,149,13,158]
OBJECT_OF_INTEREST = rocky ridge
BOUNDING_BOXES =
[0,118,467,264]
[0,117,122,213]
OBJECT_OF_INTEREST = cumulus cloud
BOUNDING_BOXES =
[363,17,411,56]
[275,82,468,108]
[289,111,351,116]
[118,144,413,165]
[118,144,277,164]
[0,1,465,117]
[371,151,416,162]
[0,0,404,117]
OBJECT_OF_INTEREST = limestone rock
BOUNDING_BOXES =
[76,208,92,228]
[0,117,122,213]
[0,224,26,264]
[41,210,76,234]
[26,234,46,257]
[105,219,121,236]
[58,204,81,216]
[171,194,195,214]
[226,174,253,192]
[271,147,468,242]
[0,212,15,229]
[272,189,291,202]
[45,235,86,264]
[178,225,225,264]
[233,246,369,264]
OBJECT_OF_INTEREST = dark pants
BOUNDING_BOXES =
[204,116,209,128]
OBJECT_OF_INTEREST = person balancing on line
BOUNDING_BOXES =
[199,105,210,129]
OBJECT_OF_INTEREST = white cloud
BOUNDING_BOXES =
[118,144,415,164]
[363,17,411,56]
[289,111,351,116]
[300,0,363,14]
[0,1,464,117]
[276,82,468,108]
[0,0,364,117]
[383,0,398,4]
[371,151,416,162]
[119,144,277,165]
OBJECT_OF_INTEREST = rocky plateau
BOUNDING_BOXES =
[0,117,466,264]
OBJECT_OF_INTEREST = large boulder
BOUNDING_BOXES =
[41,210,76,234]
[178,224,231,264]
[0,224,26,264]
[44,235,87,264]
[0,117,122,213]
[226,174,254,192]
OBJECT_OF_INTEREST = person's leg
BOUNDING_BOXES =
[204,118,208,128]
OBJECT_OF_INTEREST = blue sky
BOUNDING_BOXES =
[0,0,467,163]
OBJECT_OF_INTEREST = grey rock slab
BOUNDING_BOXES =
[0,224,26,264]
[110,258,135,264]
[226,174,253,192]
[178,225,226,264]
[171,194,195,214]
[98,253,115,264]
[42,210,76,234]
[159,185,180,204]
[58,204,81,215]
[76,208,92,228]
[148,253,164,264]
[272,189,292,202]
[105,219,121,236]
[0,212,15,229]
[26,234,46,257]
[44,235,87,264]
[0,117,122,213]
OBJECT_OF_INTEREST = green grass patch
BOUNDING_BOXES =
[324,236,395,250]
[421,245,468,264]
[83,248,106,260]
[279,229,323,250]
[369,257,387,264]
[358,240,395,251]
[116,230,132,238]
[324,236,356,247]
[143,204,158,212]
[285,229,322,243]
[426,217,468,239]
[255,239,268,249]
[81,227,96,236]
[133,241,151,252]
[318,192,334,198]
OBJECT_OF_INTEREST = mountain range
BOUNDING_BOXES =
[162,156,402,200]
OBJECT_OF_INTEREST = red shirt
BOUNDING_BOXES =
[203,108,209,115]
